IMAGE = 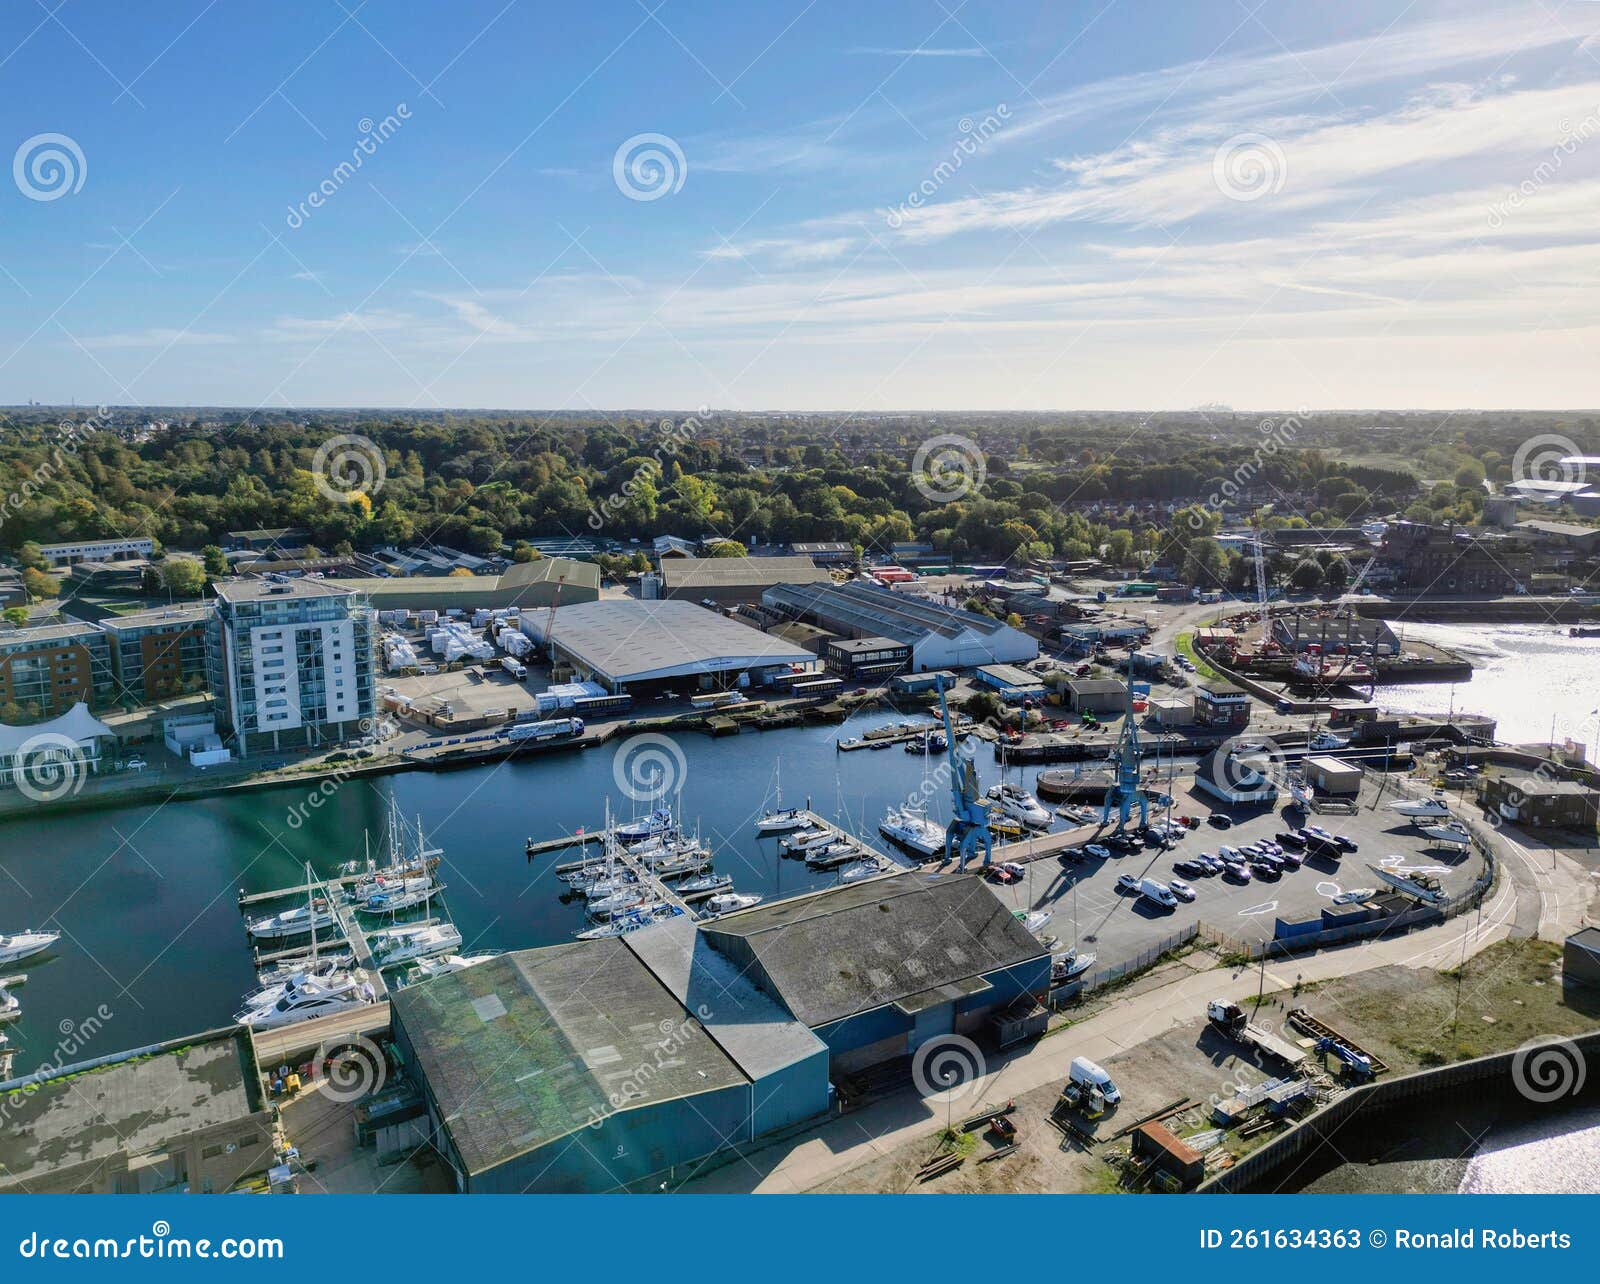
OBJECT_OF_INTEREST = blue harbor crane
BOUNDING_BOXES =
[1099,684,1150,829]
[933,676,992,869]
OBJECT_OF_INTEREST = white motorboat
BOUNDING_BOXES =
[1421,822,1472,848]
[0,986,20,1024]
[837,859,881,884]
[1391,795,1453,820]
[701,892,762,916]
[1015,908,1054,938]
[986,783,1051,829]
[368,922,463,966]
[246,901,337,941]
[879,805,945,859]
[807,843,862,869]
[1368,862,1448,904]
[1332,887,1377,905]
[1051,951,1095,983]
[234,970,374,1030]
[0,930,60,966]
[407,951,500,982]
[615,808,673,845]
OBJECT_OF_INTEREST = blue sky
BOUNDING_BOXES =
[3,0,1599,410]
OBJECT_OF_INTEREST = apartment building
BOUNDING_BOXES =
[206,578,376,755]
[35,537,155,567]
[0,621,114,719]
[99,604,210,704]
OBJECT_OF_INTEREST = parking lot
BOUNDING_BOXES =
[981,777,1487,974]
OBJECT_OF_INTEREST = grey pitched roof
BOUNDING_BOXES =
[701,872,1048,1028]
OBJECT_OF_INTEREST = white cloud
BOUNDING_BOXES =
[79,328,236,349]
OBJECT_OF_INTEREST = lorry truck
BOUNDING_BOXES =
[501,657,527,680]
[1206,1000,1308,1071]
[506,717,584,744]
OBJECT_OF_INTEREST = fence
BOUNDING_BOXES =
[1200,1028,1600,1192]
[1058,924,1199,1002]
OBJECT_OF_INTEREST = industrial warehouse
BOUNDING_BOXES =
[760,580,1038,670]
[521,598,815,695]
[390,873,1049,1192]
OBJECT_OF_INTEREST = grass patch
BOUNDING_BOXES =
[1175,632,1223,682]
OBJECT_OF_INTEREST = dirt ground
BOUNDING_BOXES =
[812,940,1600,1194]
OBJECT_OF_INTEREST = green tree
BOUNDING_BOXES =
[3,606,29,627]
[16,542,47,571]
[21,567,59,601]
[200,544,228,577]
[159,558,207,597]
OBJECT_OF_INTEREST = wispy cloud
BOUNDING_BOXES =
[847,46,987,58]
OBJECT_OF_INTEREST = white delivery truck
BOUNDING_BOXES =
[501,657,527,680]
[1137,877,1178,909]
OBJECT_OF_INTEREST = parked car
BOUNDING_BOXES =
[1168,878,1196,902]
[1334,834,1359,852]
[1277,830,1306,847]
[1207,813,1234,829]
[1221,860,1252,883]
[1059,846,1088,864]
[1085,844,1111,860]
[1174,858,1206,877]
[1116,873,1140,894]
[1277,848,1303,870]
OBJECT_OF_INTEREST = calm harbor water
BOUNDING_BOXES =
[1380,622,1600,749]
[0,711,1066,1074]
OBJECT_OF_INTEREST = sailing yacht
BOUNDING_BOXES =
[0,929,60,965]
[756,758,809,832]
[615,807,673,844]
[879,804,945,859]
[986,782,1051,828]
[357,877,444,915]
[676,872,733,895]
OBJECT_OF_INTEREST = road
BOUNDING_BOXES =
[677,805,1594,1194]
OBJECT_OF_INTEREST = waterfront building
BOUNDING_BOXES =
[34,536,154,567]
[975,663,1050,703]
[0,701,116,789]
[0,621,114,719]
[824,635,911,681]
[206,577,377,755]
[391,934,829,1193]
[523,598,813,696]
[1479,776,1600,832]
[1375,521,1531,595]
[0,1027,275,1194]
[1193,679,1252,729]
[1066,677,1127,713]
[98,604,209,705]
[762,580,1038,671]
[1270,613,1398,656]
[647,554,828,607]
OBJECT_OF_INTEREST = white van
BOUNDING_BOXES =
[1069,1056,1121,1105]
[1137,877,1178,909]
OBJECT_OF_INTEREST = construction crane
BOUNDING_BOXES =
[1099,684,1150,829]
[1252,533,1271,647]
[933,676,992,870]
